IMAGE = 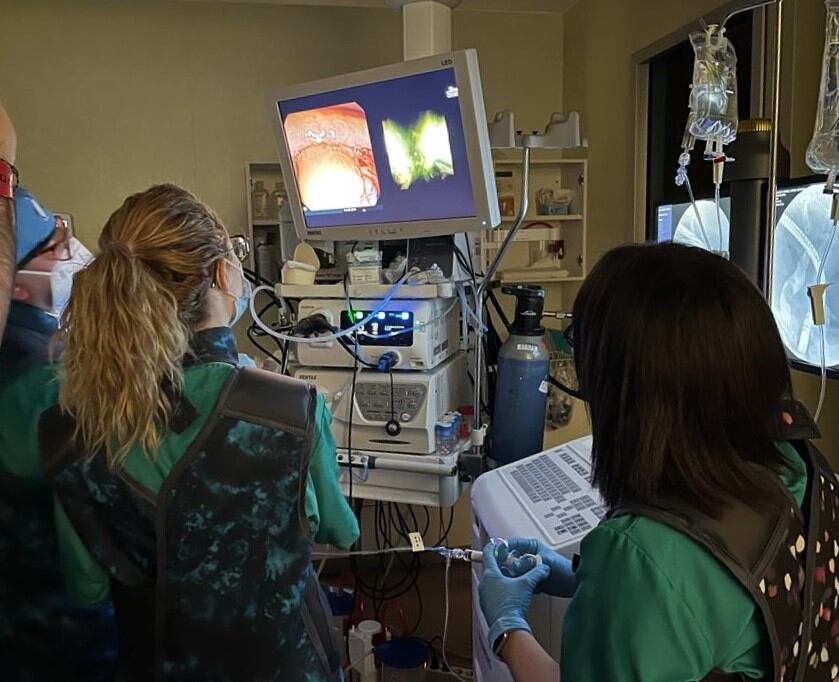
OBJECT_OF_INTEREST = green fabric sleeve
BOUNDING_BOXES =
[561,525,717,682]
[305,394,359,549]
[0,364,59,480]
[52,495,111,605]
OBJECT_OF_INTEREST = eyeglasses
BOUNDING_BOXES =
[39,221,74,262]
[229,235,251,263]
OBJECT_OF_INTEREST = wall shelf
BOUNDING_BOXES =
[498,271,585,284]
[481,157,587,286]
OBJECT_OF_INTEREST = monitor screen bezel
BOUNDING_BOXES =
[268,49,500,242]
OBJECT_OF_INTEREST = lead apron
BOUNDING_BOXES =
[613,401,839,682]
[40,367,341,682]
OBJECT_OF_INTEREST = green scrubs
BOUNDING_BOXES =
[561,443,807,681]
[0,344,358,606]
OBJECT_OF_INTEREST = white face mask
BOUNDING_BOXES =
[18,238,94,319]
[222,257,253,327]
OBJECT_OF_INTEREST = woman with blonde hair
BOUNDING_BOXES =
[36,183,356,681]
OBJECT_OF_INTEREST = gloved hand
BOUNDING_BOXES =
[479,540,550,651]
[506,537,577,598]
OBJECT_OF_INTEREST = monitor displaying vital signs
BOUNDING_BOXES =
[270,50,500,241]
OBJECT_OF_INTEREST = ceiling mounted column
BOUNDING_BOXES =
[386,0,462,59]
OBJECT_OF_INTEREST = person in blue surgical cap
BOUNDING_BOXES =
[0,187,91,375]
[0,186,115,682]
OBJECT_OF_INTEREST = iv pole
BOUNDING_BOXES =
[467,113,586,468]
[721,0,787,298]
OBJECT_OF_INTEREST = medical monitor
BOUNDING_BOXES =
[655,197,732,251]
[771,177,839,375]
[270,50,500,241]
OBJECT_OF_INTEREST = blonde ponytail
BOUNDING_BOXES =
[58,184,228,468]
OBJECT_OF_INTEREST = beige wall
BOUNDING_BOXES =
[3,0,561,547]
[2,0,563,246]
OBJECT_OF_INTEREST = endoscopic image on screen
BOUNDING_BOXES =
[382,111,454,190]
[284,103,381,213]
[277,68,476,230]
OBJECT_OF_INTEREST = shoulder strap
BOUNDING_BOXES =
[780,399,821,443]
[39,403,80,480]
[220,367,317,438]
[614,488,795,678]
[614,497,789,581]
[211,367,319,537]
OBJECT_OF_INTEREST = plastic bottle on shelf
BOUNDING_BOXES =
[256,238,279,283]
[251,180,269,220]
[270,183,286,217]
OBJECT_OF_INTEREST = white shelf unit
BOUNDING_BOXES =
[245,162,288,279]
[482,158,587,284]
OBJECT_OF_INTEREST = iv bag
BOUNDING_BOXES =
[687,26,739,146]
[806,0,839,175]
[770,185,839,367]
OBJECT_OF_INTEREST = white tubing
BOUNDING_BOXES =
[685,173,712,250]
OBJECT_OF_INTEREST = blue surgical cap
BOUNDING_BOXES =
[14,186,56,268]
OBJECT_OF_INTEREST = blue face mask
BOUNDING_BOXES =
[225,258,253,327]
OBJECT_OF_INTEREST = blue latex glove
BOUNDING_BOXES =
[237,353,257,368]
[507,537,577,598]
[479,540,550,650]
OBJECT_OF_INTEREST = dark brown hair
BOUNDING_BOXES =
[573,242,792,517]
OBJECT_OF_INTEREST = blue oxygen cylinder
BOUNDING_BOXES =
[491,285,550,465]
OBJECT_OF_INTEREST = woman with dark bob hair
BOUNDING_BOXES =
[479,242,839,681]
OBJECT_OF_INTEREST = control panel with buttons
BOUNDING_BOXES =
[355,383,428,423]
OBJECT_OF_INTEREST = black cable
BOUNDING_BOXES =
[352,503,421,602]
[347,343,359,507]
[388,369,396,423]
[487,288,511,332]
[242,265,278,290]
[280,340,289,375]
[338,337,377,368]
[246,327,284,367]
[435,507,455,546]
[420,506,430,538]
[247,298,292,368]
[548,373,582,400]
